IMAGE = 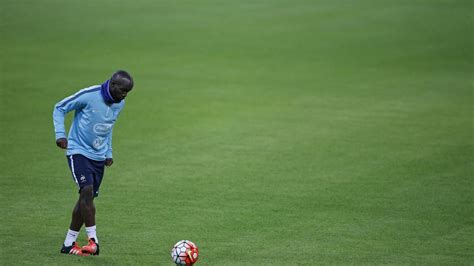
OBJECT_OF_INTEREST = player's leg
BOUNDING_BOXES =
[79,185,95,226]
[81,161,104,255]
[61,200,88,255]
[79,184,100,254]
[70,200,83,231]
[61,155,92,256]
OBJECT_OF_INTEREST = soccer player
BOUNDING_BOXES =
[53,70,134,256]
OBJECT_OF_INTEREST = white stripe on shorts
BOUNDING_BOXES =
[69,155,79,187]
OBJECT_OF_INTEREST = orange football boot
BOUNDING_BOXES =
[60,242,89,256]
[81,238,100,255]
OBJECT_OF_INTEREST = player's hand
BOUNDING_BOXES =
[56,138,68,149]
[105,158,114,168]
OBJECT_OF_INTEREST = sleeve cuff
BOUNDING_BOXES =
[55,133,66,140]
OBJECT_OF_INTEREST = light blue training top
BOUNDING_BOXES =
[53,81,125,161]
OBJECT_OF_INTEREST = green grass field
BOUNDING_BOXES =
[1,0,473,264]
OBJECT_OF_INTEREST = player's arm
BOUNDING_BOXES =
[105,128,114,167]
[52,91,87,149]
[105,105,124,167]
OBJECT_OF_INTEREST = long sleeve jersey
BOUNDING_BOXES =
[53,81,125,161]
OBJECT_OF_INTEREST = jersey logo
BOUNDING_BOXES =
[93,137,105,149]
[93,123,113,135]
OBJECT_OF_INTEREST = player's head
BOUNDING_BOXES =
[109,70,134,101]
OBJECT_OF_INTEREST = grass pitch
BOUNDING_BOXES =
[1,0,473,264]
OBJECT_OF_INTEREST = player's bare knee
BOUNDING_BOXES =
[79,185,94,204]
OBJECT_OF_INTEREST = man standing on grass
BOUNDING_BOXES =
[53,70,133,256]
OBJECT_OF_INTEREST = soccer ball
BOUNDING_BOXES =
[171,240,199,265]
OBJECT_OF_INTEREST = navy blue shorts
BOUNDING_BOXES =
[67,154,105,197]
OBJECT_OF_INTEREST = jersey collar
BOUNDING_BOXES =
[100,80,121,104]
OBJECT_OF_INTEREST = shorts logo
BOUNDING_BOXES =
[80,175,86,183]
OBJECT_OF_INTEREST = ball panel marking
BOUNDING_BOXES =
[171,240,199,265]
